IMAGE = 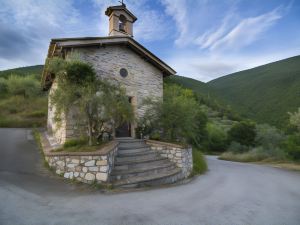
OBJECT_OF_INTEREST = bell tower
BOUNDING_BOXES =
[105,2,137,37]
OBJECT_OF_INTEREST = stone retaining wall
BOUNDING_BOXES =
[146,140,193,178]
[41,133,118,184]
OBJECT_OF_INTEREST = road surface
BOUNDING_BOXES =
[0,128,300,225]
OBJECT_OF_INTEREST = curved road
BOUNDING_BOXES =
[0,128,300,225]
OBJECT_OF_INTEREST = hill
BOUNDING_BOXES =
[0,65,44,78]
[208,56,300,127]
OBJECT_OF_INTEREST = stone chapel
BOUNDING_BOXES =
[42,3,176,144]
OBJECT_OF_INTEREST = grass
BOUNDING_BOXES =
[219,151,268,162]
[54,138,107,152]
[32,130,53,171]
[192,149,208,175]
[219,151,300,171]
[0,95,47,127]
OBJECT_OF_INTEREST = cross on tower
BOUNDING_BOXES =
[118,0,125,6]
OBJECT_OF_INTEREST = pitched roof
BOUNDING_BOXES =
[41,36,176,90]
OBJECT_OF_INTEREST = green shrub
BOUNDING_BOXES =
[228,141,249,153]
[0,78,8,95]
[192,149,207,175]
[255,124,285,148]
[65,61,95,84]
[6,75,40,98]
[63,138,87,148]
[283,134,300,161]
[205,123,228,152]
[228,120,256,146]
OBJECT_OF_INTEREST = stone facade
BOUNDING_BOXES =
[74,45,163,119]
[48,45,164,144]
[41,133,118,184]
[146,140,193,178]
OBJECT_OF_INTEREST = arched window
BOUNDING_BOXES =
[119,14,126,32]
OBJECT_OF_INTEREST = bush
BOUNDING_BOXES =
[65,61,95,84]
[205,123,228,152]
[228,121,256,146]
[6,75,40,98]
[283,134,300,161]
[255,124,285,148]
[0,78,8,95]
[192,149,207,175]
[139,84,207,145]
[228,141,249,153]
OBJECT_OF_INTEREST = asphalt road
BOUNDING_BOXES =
[0,128,300,225]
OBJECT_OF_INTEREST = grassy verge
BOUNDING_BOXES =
[191,149,208,175]
[54,138,108,152]
[219,151,300,171]
[0,95,47,127]
[32,130,53,171]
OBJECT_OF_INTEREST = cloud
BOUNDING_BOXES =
[160,0,189,45]
[196,7,282,51]
[166,47,300,82]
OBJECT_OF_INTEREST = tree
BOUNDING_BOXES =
[49,57,133,145]
[288,108,300,132]
[228,121,256,146]
[5,75,40,98]
[138,84,207,145]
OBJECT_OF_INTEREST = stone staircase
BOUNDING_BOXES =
[111,138,182,188]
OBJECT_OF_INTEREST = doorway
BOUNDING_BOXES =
[115,97,132,137]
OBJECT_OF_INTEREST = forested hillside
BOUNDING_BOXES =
[208,56,300,127]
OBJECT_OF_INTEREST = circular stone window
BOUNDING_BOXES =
[119,68,128,78]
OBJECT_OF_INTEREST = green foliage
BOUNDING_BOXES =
[63,138,88,148]
[227,141,249,153]
[139,84,207,145]
[5,75,41,98]
[283,134,300,161]
[192,149,207,175]
[288,108,300,132]
[49,58,133,145]
[228,121,256,146]
[255,124,285,149]
[205,123,228,152]
[166,75,241,121]
[209,56,300,127]
[0,78,8,95]
[65,61,96,84]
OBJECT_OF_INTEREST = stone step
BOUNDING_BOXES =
[117,138,144,143]
[117,147,151,154]
[117,150,156,157]
[111,162,176,181]
[118,142,147,148]
[114,158,170,171]
[115,155,165,165]
[118,145,149,150]
[115,152,158,163]
[112,168,182,188]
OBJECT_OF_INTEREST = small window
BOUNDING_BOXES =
[120,68,128,78]
[119,15,126,32]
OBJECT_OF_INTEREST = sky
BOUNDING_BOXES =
[0,0,300,82]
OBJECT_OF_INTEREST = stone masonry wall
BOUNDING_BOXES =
[41,133,118,184]
[48,45,164,143]
[74,45,164,120]
[146,140,193,178]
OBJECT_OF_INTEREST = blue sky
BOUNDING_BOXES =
[0,0,299,82]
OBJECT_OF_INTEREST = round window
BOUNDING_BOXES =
[120,68,128,78]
